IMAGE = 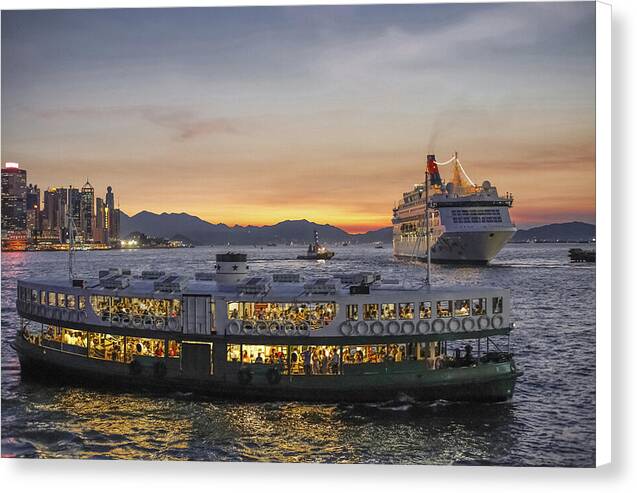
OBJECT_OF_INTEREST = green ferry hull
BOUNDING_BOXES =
[14,336,519,403]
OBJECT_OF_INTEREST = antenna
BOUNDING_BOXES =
[425,170,431,286]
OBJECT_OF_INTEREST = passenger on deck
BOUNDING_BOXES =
[464,345,473,365]
[303,349,312,375]
[255,353,264,364]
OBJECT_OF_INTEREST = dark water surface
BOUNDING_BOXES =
[1,244,595,465]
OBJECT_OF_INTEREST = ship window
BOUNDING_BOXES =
[363,304,379,320]
[240,345,289,373]
[62,328,87,354]
[342,345,388,365]
[436,300,452,318]
[43,325,62,342]
[66,294,76,309]
[472,298,487,316]
[48,292,56,306]
[227,344,242,362]
[420,302,432,319]
[399,303,414,320]
[227,302,240,319]
[22,320,41,345]
[381,303,397,320]
[168,341,181,358]
[88,333,125,362]
[91,296,111,318]
[346,304,359,321]
[30,289,38,303]
[125,337,165,362]
[492,297,503,314]
[57,292,66,307]
[79,296,86,310]
[40,291,46,305]
[454,299,470,317]
[226,301,336,328]
[290,346,340,375]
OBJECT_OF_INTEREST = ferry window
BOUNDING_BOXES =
[210,302,216,333]
[62,328,87,347]
[30,289,38,303]
[381,303,397,320]
[492,297,503,314]
[386,344,407,362]
[170,299,182,317]
[228,302,240,319]
[363,304,379,320]
[22,320,41,345]
[168,341,181,358]
[454,299,470,317]
[399,303,414,320]
[346,304,359,321]
[88,333,125,362]
[342,345,387,364]
[436,300,452,318]
[91,296,111,318]
[40,291,46,305]
[78,296,86,310]
[48,292,56,306]
[43,325,62,342]
[66,294,76,309]
[472,298,487,316]
[125,337,165,362]
[420,302,432,319]
[240,345,289,372]
[227,344,242,362]
[57,293,66,307]
[289,345,340,375]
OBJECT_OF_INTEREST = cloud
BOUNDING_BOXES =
[33,105,242,141]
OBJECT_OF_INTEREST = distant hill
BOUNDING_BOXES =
[119,211,393,245]
[512,222,595,242]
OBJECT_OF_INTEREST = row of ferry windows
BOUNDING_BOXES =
[90,296,182,319]
[226,343,442,375]
[346,297,502,321]
[227,302,336,329]
[18,287,86,310]
[25,323,182,362]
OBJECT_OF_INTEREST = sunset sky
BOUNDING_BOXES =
[1,2,596,233]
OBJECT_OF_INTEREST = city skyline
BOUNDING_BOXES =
[1,3,596,233]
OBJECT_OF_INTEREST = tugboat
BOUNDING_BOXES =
[12,177,521,403]
[297,230,335,260]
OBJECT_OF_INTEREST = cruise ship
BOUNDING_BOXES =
[393,153,516,264]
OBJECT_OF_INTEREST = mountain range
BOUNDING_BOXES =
[120,211,595,245]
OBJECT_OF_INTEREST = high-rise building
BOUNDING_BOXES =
[42,187,67,242]
[94,197,107,244]
[105,185,119,244]
[80,180,94,242]
[68,187,81,237]
[26,184,41,240]
[2,162,28,249]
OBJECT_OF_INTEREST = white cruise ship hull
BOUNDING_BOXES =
[393,229,516,264]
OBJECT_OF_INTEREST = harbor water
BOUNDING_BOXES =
[1,244,595,465]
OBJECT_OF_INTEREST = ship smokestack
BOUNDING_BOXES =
[215,252,248,285]
[426,154,442,186]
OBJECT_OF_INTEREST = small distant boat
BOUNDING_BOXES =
[374,242,384,249]
[342,241,350,246]
[297,230,335,260]
[267,243,277,247]
[569,248,595,263]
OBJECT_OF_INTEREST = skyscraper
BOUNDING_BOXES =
[1,162,28,249]
[105,185,119,244]
[80,180,94,242]
[26,183,41,239]
[94,197,107,244]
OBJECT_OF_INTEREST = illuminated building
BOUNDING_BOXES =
[1,162,28,249]
[26,184,41,240]
[80,180,94,242]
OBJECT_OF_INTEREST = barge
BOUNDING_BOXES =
[14,251,520,402]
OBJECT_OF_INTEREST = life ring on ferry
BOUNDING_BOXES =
[417,320,431,334]
[242,320,255,334]
[153,361,168,378]
[143,316,154,328]
[266,367,282,385]
[132,316,143,328]
[167,317,178,331]
[238,367,253,385]
[478,315,490,330]
[492,315,504,329]
[121,315,132,327]
[268,321,281,336]
[339,322,353,336]
[447,318,461,333]
[355,321,369,336]
[386,321,401,336]
[111,315,121,326]
[371,321,384,336]
[227,320,241,335]
[462,317,476,332]
[284,321,296,336]
[297,321,310,335]
[154,317,166,330]
[432,318,446,334]
[401,321,415,335]
[255,321,268,335]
